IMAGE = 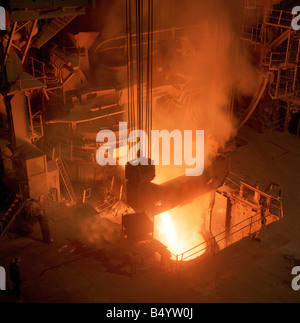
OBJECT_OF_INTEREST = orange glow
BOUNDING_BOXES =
[153,166,209,262]
[154,210,206,262]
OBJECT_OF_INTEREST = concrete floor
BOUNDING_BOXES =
[1,125,300,303]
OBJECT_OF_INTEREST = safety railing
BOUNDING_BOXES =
[94,196,117,213]
[264,9,294,28]
[241,25,263,43]
[58,141,96,164]
[13,57,46,91]
[170,201,282,274]
[263,48,272,65]
[167,181,283,273]
[268,39,300,69]
[288,50,300,65]
[295,85,300,99]
[30,111,44,142]
[269,79,295,100]
[239,182,282,217]
[30,57,46,83]
[263,33,299,69]
[269,50,288,69]
[177,210,275,267]
[288,35,300,65]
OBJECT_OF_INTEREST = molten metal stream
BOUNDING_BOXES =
[154,210,206,261]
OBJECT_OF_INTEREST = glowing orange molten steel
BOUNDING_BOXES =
[154,210,206,262]
[153,166,210,262]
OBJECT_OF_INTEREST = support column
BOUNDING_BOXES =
[284,100,290,133]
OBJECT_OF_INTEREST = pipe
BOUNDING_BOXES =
[235,72,271,130]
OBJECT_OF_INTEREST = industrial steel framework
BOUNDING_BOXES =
[1,0,94,143]
[241,0,300,135]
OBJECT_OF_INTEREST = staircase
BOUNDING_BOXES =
[32,16,77,49]
[268,29,291,48]
[0,196,26,239]
[265,26,299,102]
[55,157,76,206]
[240,2,300,132]
[266,31,300,70]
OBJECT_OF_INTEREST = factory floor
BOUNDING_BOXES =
[0,126,300,303]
